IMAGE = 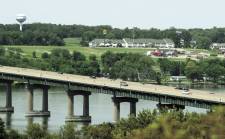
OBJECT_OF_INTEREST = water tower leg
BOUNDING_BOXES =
[20,24,23,31]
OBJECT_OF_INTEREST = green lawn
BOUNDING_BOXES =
[2,38,155,59]
[1,38,222,60]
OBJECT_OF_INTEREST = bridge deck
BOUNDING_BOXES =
[0,66,224,104]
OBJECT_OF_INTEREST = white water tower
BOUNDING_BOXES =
[16,14,26,31]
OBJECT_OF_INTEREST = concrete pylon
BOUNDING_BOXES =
[27,85,34,112]
[42,86,49,112]
[0,80,14,112]
[26,84,50,117]
[83,94,89,116]
[112,97,138,122]
[65,90,91,122]
[130,102,136,116]
[113,101,120,122]
[67,92,74,117]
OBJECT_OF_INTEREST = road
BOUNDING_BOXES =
[0,66,224,103]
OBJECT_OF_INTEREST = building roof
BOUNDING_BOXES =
[124,38,174,44]
[89,38,175,46]
[90,39,124,44]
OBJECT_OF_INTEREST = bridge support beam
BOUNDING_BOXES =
[0,80,14,112]
[112,97,138,122]
[26,84,50,117]
[66,90,91,122]
[157,103,185,111]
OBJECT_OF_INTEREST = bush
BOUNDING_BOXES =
[58,123,80,139]
[0,118,6,139]
[210,53,218,56]
[26,123,47,139]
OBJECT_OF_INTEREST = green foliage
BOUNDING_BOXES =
[41,52,49,59]
[72,51,86,61]
[82,123,114,139]
[1,107,225,139]
[32,51,37,58]
[0,47,6,56]
[58,123,80,139]
[185,60,204,82]
[0,118,6,139]
[6,129,24,139]
[102,52,157,83]
[26,123,47,139]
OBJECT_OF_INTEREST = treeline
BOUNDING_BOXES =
[158,58,225,84]
[0,47,100,77]
[0,47,224,84]
[102,52,225,84]
[101,51,161,84]
[0,107,225,139]
[1,23,225,48]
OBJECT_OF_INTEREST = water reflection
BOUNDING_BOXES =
[0,85,223,132]
[0,112,12,129]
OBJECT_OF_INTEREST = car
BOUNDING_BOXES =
[120,81,128,86]
[181,88,190,95]
[175,86,183,90]
[90,75,96,79]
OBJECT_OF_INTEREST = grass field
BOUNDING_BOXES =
[1,38,223,60]
[2,38,156,59]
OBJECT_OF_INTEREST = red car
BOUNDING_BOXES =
[151,51,161,56]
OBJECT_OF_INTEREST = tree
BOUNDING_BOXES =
[72,51,86,61]
[0,47,5,56]
[185,61,203,82]
[205,63,225,83]
[158,58,171,74]
[41,52,49,59]
[32,51,37,58]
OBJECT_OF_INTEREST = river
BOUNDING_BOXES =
[0,85,224,132]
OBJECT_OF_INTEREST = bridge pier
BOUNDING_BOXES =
[112,97,138,122]
[66,90,91,122]
[0,80,14,112]
[26,84,50,117]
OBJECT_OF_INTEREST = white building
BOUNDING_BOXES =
[89,38,175,48]
[210,43,225,50]
[89,39,125,48]
[123,38,175,48]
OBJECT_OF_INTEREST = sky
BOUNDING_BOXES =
[0,0,225,29]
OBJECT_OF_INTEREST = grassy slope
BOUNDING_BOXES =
[1,38,222,60]
[2,38,156,59]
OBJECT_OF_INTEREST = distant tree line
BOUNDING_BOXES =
[0,47,100,77]
[101,52,225,85]
[0,47,224,84]
[1,24,225,48]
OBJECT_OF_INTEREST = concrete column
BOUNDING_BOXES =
[130,102,136,116]
[27,86,33,112]
[5,82,12,108]
[27,117,33,126]
[42,117,49,130]
[67,92,74,117]
[113,101,120,122]
[5,113,12,129]
[83,95,89,116]
[42,86,48,112]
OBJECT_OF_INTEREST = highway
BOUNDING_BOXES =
[0,66,224,104]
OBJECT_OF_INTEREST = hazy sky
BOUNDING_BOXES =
[1,0,225,29]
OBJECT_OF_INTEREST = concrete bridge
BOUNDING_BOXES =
[0,66,224,122]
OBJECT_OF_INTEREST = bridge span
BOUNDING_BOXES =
[0,66,224,122]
